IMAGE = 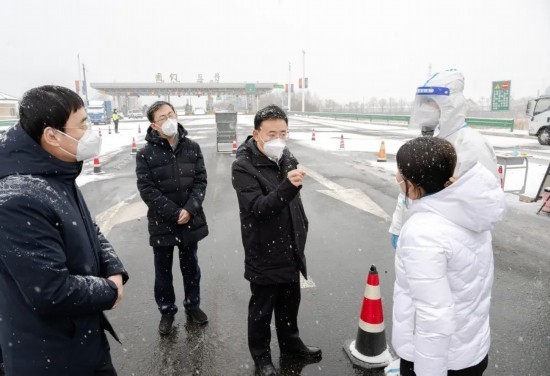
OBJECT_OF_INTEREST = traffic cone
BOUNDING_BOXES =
[93,157,102,174]
[340,134,345,149]
[344,265,393,369]
[108,125,112,135]
[131,137,137,155]
[138,123,142,134]
[231,139,238,155]
[312,129,316,141]
[498,165,504,189]
[98,128,102,137]
[377,141,387,162]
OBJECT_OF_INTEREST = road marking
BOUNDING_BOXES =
[300,274,316,289]
[95,194,148,236]
[300,165,390,221]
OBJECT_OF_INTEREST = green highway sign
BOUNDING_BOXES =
[245,83,256,94]
[273,84,284,89]
[491,80,511,111]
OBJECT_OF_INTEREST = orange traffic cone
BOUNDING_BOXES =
[344,265,393,369]
[232,139,238,155]
[98,128,102,137]
[377,141,387,162]
[93,157,102,174]
[131,137,137,155]
[340,134,345,149]
[138,123,142,134]
[498,165,504,189]
[108,125,112,135]
[312,129,316,141]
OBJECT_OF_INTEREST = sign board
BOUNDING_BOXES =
[491,80,511,111]
[273,84,284,89]
[215,112,237,152]
[536,162,550,200]
[245,84,256,94]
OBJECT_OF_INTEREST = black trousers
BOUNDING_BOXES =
[248,282,304,361]
[400,354,488,376]
[153,243,201,315]
[113,120,119,133]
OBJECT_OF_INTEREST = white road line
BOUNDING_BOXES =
[299,165,390,221]
[300,274,316,289]
[95,194,148,236]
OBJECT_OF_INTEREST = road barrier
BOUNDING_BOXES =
[289,112,515,132]
[0,118,17,133]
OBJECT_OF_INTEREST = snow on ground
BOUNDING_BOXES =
[288,116,550,203]
[75,115,550,212]
[76,121,146,187]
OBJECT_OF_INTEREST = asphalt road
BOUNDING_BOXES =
[80,116,550,376]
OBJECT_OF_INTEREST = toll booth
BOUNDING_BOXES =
[215,111,237,152]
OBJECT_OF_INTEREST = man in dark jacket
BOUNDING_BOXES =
[136,101,209,335]
[231,105,321,376]
[0,85,129,376]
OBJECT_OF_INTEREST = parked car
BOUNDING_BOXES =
[127,110,143,119]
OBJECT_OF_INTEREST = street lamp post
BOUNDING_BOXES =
[302,50,305,113]
[287,62,291,112]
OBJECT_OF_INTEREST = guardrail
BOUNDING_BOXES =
[0,118,18,133]
[465,117,514,132]
[289,112,515,132]
[289,111,410,124]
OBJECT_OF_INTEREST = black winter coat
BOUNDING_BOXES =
[0,124,129,376]
[136,124,208,247]
[231,136,309,284]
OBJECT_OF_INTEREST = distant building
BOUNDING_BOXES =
[0,92,19,120]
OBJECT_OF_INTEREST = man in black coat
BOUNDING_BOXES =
[231,105,321,376]
[136,101,209,335]
[0,86,128,376]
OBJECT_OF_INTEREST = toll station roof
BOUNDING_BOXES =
[90,82,278,97]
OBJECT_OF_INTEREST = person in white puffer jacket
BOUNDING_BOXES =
[389,69,498,249]
[392,137,507,376]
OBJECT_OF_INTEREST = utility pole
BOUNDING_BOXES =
[302,50,305,113]
[287,62,291,112]
[82,64,89,106]
[77,54,82,94]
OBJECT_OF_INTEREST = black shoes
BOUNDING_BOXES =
[255,359,278,376]
[159,308,208,335]
[185,307,208,325]
[158,314,175,335]
[281,345,322,360]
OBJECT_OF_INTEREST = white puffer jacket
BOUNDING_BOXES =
[392,163,507,375]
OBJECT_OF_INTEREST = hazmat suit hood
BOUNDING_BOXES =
[409,69,467,139]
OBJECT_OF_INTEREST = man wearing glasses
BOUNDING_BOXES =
[232,105,321,376]
[136,101,209,335]
[0,85,128,375]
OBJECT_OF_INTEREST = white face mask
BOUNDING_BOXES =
[161,118,178,137]
[56,128,102,161]
[261,138,286,161]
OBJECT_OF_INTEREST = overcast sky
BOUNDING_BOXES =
[1,0,549,104]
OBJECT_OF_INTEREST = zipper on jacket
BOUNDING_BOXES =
[73,182,100,272]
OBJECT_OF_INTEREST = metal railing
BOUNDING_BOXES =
[0,118,18,133]
[289,112,515,132]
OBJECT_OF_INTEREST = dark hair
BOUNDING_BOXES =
[396,137,457,196]
[254,105,288,130]
[147,101,176,123]
[19,85,84,144]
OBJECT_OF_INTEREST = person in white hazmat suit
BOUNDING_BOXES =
[388,69,499,249]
